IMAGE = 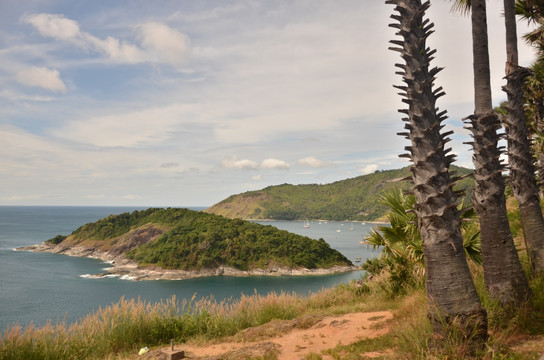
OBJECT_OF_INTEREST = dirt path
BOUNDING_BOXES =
[143,310,393,359]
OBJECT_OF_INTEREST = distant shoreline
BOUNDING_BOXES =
[17,242,361,281]
[249,219,388,224]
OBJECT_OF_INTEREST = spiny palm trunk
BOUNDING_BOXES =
[464,112,531,304]
[461,0,531,305]
[539,144,544,199]
[531,74,544,199]
[387,0,487,347]
[503,0,544,273]
[503,68,544,273]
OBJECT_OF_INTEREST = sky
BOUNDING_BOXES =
[0,1,538,207]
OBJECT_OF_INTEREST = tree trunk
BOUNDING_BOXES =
[457,0,531,305]
[479,207,531,303]
[524,61,544,198]
[502,0,544,274]
[464,111,531,304]
[539,152,544,199]
[472,0,493,114]
[518,192,544,271]
[387,0,487,349]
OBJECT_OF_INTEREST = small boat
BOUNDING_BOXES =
[355,256,362,262]
[303,219,310,228]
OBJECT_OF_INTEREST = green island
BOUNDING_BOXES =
[30,208,353,278]
[205,165,474,221]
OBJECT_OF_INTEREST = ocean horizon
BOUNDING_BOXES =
[0,206,378,330]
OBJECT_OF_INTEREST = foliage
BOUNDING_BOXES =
[207,166,474,221]
[69,208,188,241]
[127,210,351,270]
[516,0,544,55]
[47,208,352,271]
[45,235,66,245]
[0,284,367,360]
[361,189,482,296]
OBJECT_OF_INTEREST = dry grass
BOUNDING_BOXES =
[0,282,368,360]
[2,271,543,359]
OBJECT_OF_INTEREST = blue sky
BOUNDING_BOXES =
[0,0,537,207]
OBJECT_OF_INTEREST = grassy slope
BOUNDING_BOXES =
[205,165,473,221]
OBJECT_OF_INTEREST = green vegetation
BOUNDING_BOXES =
[205,165,474,221]
[66,207,191,241]
[46,207,352,271]
[47,235,67,245]
[361,189,482,296]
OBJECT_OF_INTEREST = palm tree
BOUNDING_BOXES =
[515,0,544,56]
[515,0,544,182]
[527,43,544,201]
[362,189,483,298]
[502,0,544,274]
[387,0,487,348]
[524,61,544,197]
[362,189,482,271]
[450,0,532,304]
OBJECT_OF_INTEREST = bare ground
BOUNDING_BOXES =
[140,310,393,359]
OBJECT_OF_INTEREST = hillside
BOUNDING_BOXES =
[205,166,474,221]
[36,208,352,276]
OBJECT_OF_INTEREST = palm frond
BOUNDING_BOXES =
[450,0,471,15]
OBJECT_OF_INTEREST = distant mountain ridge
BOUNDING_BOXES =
[205,166,474,221]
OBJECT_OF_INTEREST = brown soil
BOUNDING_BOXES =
[141,310,393,359]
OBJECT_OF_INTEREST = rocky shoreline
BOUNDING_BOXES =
[17,242,360,281]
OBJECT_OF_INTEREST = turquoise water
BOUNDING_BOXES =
[0,207,379,330]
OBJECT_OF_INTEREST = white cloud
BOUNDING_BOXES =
[121,194,142,200]
[260,158,290,170]
[160,162,179,168]
[22,13,190,65]
[297,156,333,168]
[16,66,66,93]
[51,104,196,147]
[221,156,290,170]
[358,164,379,175]
[139,22,191,64]
[83,33,144,64]
[3,194,44,201]
[0,89,55,102]
[84,194,105,199]
[23,13,80,40]
[222,156,258,170]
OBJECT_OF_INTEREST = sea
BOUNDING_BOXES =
[0,206,381,331]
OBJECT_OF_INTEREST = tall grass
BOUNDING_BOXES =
[2,274,543,359]
[389,269,544,359]
[0,284,364,360]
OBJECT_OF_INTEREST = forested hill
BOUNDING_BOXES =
[46,208,352,271]
[205,166,474,221]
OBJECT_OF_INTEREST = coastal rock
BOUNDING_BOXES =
[17,242,360,281]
